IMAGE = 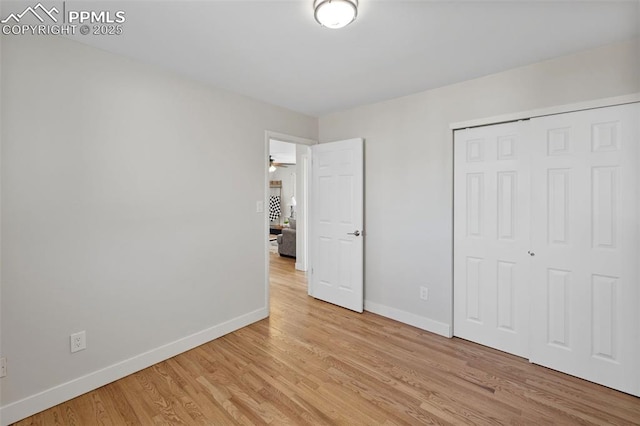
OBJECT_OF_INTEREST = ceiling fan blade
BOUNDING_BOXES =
[269,156,294,168]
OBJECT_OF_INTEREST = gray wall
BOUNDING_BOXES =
[318,38,640,333]
[0,36,316,408]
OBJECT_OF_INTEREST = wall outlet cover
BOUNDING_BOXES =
[70,331,87,353]
[420,286,429,301]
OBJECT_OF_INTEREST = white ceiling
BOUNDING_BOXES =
[64,0,638,117]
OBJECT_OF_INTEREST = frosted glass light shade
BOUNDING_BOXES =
[314,0,358,29]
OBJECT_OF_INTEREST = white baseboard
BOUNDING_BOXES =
[0,307,268,426]
[364,300,451,338]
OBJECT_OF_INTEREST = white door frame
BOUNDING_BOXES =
[295,146,311,273]
[449,93,640,334]
[264,131,316,313]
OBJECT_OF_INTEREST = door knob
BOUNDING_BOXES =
[528,251,535,256]
[348,230,361,237]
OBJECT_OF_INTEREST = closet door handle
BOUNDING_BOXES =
[348,230,361,237]
[528,251,535,257]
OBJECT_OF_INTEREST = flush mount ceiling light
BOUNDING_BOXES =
[314,0,358,29]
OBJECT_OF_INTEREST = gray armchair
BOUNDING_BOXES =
[277,220,296,258]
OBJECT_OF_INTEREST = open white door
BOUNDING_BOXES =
[310,138,364,313]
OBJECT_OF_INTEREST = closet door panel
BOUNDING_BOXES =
[529,103,639,396]
[454,122,531,358]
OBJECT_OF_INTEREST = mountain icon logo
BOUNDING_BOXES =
[1,3,59,24]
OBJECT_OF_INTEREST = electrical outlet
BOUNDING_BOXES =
[420,286,429,301]
[70,331,87,353]
[0,357,6,377]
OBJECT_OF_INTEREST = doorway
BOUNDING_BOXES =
[264,132,315,310]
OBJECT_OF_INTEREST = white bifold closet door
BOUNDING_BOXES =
[528,104,639,396]
[453,122,531,358]
[454,102,639,396]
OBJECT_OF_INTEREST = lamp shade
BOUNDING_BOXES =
[314,0,358,29]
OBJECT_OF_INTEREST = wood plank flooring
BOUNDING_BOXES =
[14,253,640,425]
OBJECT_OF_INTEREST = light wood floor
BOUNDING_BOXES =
[15,254,640,425]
